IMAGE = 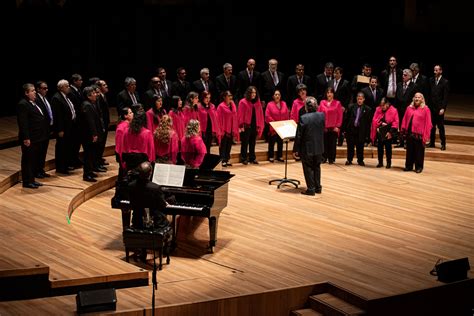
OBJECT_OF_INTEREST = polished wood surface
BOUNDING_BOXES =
[0,103,473,315]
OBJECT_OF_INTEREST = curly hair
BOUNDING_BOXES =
[185,119,200,138]
[129,110,147,135]
[154,114,173,144]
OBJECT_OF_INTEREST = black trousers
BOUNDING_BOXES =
[377,139,393,163]
[240,127,257,162]
[346,130,365,163]
[301,154,322,192]
[430,112,446,145]
[21,141,40,184]
[55,132,73,172]
[82,139,98,177]
[268,134,283,160]
[96,130,108,166]
[219,134,233,162]
[324,130,338,162]
[405,136,425,170]
[38,137,50,174]
[202,129,213,154]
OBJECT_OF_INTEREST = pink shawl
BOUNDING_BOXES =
[265,101,289,135]
[237,98,265,137]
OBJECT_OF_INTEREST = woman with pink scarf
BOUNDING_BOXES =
[238,86,264,164]
[318,87,343,164]
[400,93,432,173]
[217,91,239,167]
[370,97,399,169]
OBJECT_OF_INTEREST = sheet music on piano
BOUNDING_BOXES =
[152,163,186,187]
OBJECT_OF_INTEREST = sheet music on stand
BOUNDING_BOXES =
[152,163,186,187]
[268,120,300,189]
[270,120,297,140]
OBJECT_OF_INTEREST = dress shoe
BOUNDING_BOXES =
[322,158,327,164]
[226,162,232,167]
[376,163,383,168]
[269,158,274,163]
[83,176,97,182]
[67,166,75,171]
[315,189,322,194]
[415,168,423,173]
[345,161,352,165]
[427,143,435,148]
[41,172,50,178]
[403,167,413,172]
[441,145,446,151]
[89,172,98,178]
[301,190,315,196]
[277,158,284,162]
[93,167,107,173]
[242,160,248,165]
[251,160,259,164]
[56,169,70,175]
[36,173,45,179]
[33,181,43,186]
[358,161,365,166]
[222,162,227,167]
[23,182,38,189]
[386,162,391,169]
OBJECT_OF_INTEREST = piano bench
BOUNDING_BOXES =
[122,226,173,270]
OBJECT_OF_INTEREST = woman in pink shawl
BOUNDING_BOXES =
[168,95,185,142]
[401,93,432,173]
[318,87,343,164]
[198,91,221,153]
[181,119,207,168]
[146,95,166,133]
[182,91,200,127]
[238,86,264,164]
[115,107,133,162]
[154,114,179,164]
[265,90,289,162]
[370,97,399,169]
[122,110,155,169]
[217,91,239,167]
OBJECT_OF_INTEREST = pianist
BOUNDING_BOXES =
[128,161,171,229]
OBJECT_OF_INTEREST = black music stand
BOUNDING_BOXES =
[268,120,300,189]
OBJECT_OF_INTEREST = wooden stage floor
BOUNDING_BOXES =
[0,95,473,315]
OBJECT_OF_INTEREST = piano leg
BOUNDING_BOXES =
[208,216,218,253]
[170,214,178,251]
[121,208,131,230]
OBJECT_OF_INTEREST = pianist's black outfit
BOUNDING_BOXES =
[127,177,168,229]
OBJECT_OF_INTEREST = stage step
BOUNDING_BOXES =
[309,293,366,316]
[291,308,323,315]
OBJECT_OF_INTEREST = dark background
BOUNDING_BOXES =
[6,0,474,116]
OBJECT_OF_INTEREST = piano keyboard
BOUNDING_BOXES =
[166,203,205,212]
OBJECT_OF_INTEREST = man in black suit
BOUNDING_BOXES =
[96,80,111,167]
[215,62,237,99]
[192,68,217,103]
[428,64,450,150]
[128,161,170,228]
[344,92,371,166]
[236,58,260,102]
[315,62,334,103]
[287,64,312,105]
[17,83,50,188]
[117,77,139,113]
[170,67,191,102]
[260,58,285,104]
[395,69,416,148]
[361,76,384,112]
[34,80,53,178]
[294,96,325,196]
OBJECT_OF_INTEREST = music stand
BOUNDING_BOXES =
[268,120,300,189]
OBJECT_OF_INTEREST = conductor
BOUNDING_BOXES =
[128,161,170,228]
[293,96,325,196]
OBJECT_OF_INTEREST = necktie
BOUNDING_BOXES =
[227,77,230,87]
[163,81,168,95]
[326,76,330,82]
[354,106,361,127]
[129,93,138,104]
[205,81,209,92]
[42,96,53,124]
[334,80,339,92]
[272,72,278,86]
[249,72,253,82]
[65,96,76,120]
[403,83,407,93]
[391,71,396,95]
[372,89,376,102]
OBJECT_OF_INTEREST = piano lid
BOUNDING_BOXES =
[199,153,222,170]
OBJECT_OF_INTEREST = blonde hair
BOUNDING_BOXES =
[154,115,173,144]
[185,119,200,138]
[409,92,426,109]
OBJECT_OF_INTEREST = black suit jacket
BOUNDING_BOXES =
[35,95,53,127]
[287,74,312,104]
[361,86,384,110]
[170,79,191,102]
[412,74,430,100]
[117,89,140,112]
[215,74,237,98]
[128,179,167,211]
[236,69,260,101]
[192,79,217,102]
[294,111,325,159]
[260,70,285,103]
[395,81,416,110]
[51,92,75,135]
[315,73,332,102]
[328,78,351,108]
[344,103,372,143]
[97,94,110,127]
[17,98,49,143]
[429,76,449,111]
[380,68,403,97]
[81,100,105,142]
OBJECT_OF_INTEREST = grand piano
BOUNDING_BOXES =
[112,154,234,253]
